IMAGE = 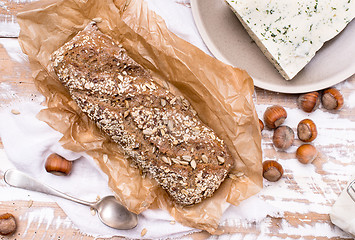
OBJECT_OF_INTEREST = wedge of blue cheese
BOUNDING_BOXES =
[226,0,355,80]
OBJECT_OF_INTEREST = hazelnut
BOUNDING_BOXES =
[322,88,344,110]
[273,126,294,150]
[45,153,73,176]
[296,144,318,164]
[259,119,264,132]
[263,105,287,129]
[0,213,16,235]
[297,91,320,113]
[297,119,317,142]
[263,160,284,182]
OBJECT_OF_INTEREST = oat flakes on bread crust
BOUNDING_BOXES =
[50,23,234,205]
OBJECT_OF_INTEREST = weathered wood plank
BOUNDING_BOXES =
[0,40,41,107]
[0,0,34,37]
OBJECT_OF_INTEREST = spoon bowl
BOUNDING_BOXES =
[4,169,138,230]
[94,196,138,229]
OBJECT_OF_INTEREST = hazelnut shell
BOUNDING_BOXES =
[297,91,320,113]
[273,125,294,150]
[0,213,16,236]
[322,88,344,110]
[297,119,317,142]
[45,153,73,176]
[263,160,284,182]
[259,119,264,132]
[263,105,287,129]
[296,144,318,164]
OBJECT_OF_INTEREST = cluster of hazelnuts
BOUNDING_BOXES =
[260,88,344,182]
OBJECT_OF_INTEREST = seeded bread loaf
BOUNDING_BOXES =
[50,23,234,205]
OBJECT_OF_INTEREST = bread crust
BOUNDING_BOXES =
[51,23,234,205]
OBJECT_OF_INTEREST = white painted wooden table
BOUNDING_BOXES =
[0,0,354,239]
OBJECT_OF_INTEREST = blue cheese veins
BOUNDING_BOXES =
[226,0,355,80]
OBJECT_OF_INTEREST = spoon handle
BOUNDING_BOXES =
[4,169,94,207]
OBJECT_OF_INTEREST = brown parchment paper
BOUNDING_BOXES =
[17,0,263,234]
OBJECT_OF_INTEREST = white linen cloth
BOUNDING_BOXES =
[145,0,211,55]
[0,102,279,239]
[0,0,278,238]
[0,102,198,239]
[330,175,355,236]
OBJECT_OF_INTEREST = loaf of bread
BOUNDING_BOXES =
[50,23,234,205]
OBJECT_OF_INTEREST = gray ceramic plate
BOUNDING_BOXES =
[191,0,355,93]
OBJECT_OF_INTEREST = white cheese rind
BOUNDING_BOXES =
[226,0,355,80]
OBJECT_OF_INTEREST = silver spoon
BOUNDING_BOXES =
[3,169,138,230]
